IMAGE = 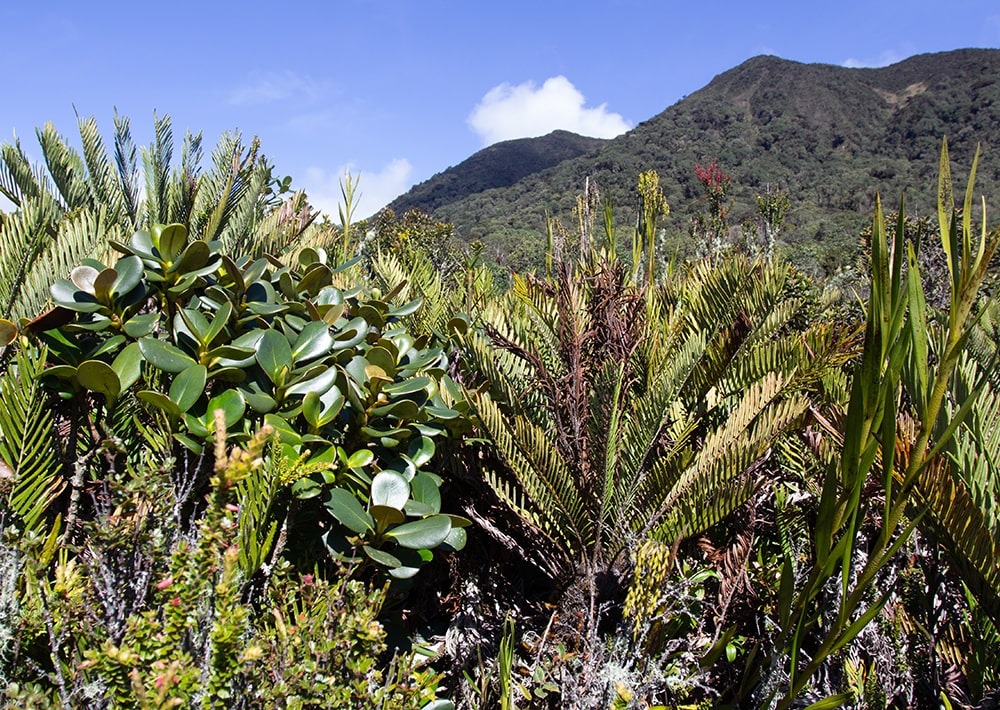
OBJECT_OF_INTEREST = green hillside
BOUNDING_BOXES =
[389,48,1000,275]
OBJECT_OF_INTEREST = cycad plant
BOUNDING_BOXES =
[461,195,850,644]
[0,113,313,325]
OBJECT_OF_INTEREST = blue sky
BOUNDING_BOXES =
[3,1,999,218]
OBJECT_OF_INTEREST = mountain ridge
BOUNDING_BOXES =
[387,48,1000,275]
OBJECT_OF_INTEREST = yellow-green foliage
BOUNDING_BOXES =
[2,425,449,708]
[623,538,673,629]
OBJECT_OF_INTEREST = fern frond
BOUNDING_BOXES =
[217,146,270,250]
[917,457,1000,623]
[237,446,281,576]
[648,372,808,541]
[194,132,246,242]
[167,129,204,229]
[0,196,61,319]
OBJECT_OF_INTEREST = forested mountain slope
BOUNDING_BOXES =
[389,48,1000,274]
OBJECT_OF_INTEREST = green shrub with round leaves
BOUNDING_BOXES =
[37,222,471,578]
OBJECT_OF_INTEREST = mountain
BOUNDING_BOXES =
[388,130,607,215]
[388,49,1000,276]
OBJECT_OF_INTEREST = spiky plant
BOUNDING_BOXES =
[746,141,1000,708]
[461,239,847,651]
[0,113,313,324]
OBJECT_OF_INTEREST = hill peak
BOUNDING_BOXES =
[388,130,607,216]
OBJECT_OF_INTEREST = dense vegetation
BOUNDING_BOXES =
[389,48,1000,277]
[1,111,999,709]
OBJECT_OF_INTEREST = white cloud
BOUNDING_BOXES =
[229,70,330,106]
[842,50,905,69]
[302,159,414,220]
[467,76,630,146]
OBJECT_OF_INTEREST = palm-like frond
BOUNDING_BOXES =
[141,112,173,226]
[78,114,130,228]
[5,207,114,321]
[0,139,46,206]
[465,253,828,585]
[475,390,589,556]
[37,122,90,211]
[0,346,63,533]
[111,112,140,226]
[649,372,809,542]
[0,113,307,324]
[0,197,58,318]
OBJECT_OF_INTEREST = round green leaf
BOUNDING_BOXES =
[111,255,144,299]
[92,268,116,304]
[346,449,374,469]
[156,223,188,261]
[291,320,334,362]
[363,545,402,568]
[403,500,436,517]
[137,390,182,418]
[138,337,196,373]
[298,247,325,267]
[386,548,433,579]
[76,360,121,401]
[70,264,100,293]
[207,366,246,384]
[170,239,211,274]
[263,413,301,444]
[325,487,373,534]
[370,471,410,509]
[111,341,143,391]
[371,399,420,419]
[386,297,422,318]
[409,471,441,512]
[291,476,323,500]
[128,230,155,259]
[204,389,245,430]
[441,526,467,552]
[0,319,18,347]
[51,278,101,312]
[183,411,210,438]
[383,376,432,397]
[333,317,368,349]
[202,300,233,345]
[256,329,292,384]
[302,390,322,428]
[122,312,158,338]
[366,346,396,377]
[407,436,436,468]
[298,263,332,295]
[285,366,337,397]
[386,515,451,550]
[169,364,207,413]
[370,505,406,530]
[244,389,277,414]
[173,432,203,454]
